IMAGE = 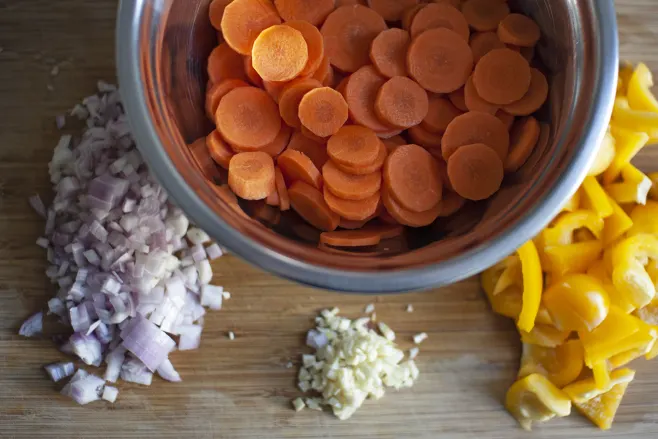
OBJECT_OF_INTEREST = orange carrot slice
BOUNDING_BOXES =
[461,0,510,32]
[407,28,474,93]
[339,218,370,229]
[209,0,233,31]
[422,95,463,134]
[501,68,548,116]
[409,3,470,41]
[441,110,509,161]
[287,131,329,169]
[262,79,289,103]
[335,0,367,5]
[464,75,499,115]
[221,0,282,55]
[447,143,503,200]
[449,87,468,111]
[228,151,276,200]
[289,181,340,231]
[375,76,429,129]
[327,125,381,168]
[401,4,425,31]
[266,187,280,206]
[495,109,515,131]
[275,167,290,210]
[323,186,381,221]
[320,229,382,247]
[216,86,282,149]
[369,29,411,79]
[301,126,329,144]
[320,4,387,73]
[376,128,404,140]
[278,77,323,128]
[437,191,466,217]
[367,0,419,22]
[259,124,292,157]
[383,135,407,151]
[298,87,349,138]
[206,130,235,169]
[205,79,250,120]
[311,56,334,86]
[384,144,443,212]
[273,0,335,27]
[381,186,441,227]
[207,43,249,84]
[370,223,404,239]
[343,65,395,132]
[189,137,222,180]
[408,125,443,149]
[277,149,323,189]
[498,13,541,47]
[285,20,325,77]
[433,0,463,7]
[323,160,381,200]
[251,24,309,82]
[243,56,264,87]
[473,48,531,105]
[333,140,388,175]
[469,31,506,63]
[504,115,540,172]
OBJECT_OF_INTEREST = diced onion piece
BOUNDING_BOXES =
[102,385,119,403]
[19,312,43,337]
[44,362,76,382]
[413,332,428,344]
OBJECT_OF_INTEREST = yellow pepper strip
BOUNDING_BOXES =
[581,177,613,217]
[604,163,652,205]
[602,195,634,246]
[587,260,636,314]
[611,233,658,309]
[493,259,521,296]
[627,63,658,113]
[518,340,584,389]
[544,241,603,276]
[579,307,640,363]
[634,298,658,326]
[617,62,635,97]
[561,190,581,212]
[542,210,604,247]
[648,172,658,199]
[584,322,654,367]
[592,361,611,390]
[505,373,572,431]
[574,379,632,430]
[516,241,543,333]
[587,130,616,177]
[542,274,610,332]
[603,125,649,184]
[608,333,657,368]
[486,287,553,325]
[563,367,635,405]
[611,97,658,137]
[628,201,658,236]
[520,324,570,348]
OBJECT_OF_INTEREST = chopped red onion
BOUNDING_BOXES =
[190,244,207,262]
[48,297,67,317]
[44,362,75,382]
[102,385,119,403]
[156,358,182,382]
[104,345,126,382]
[36,237,49,249]
[177,324,202,351]
[64,370,105,405]
[70,305,91,333]
[205,243,223,260]
[29,194,47,218]
[121,314,175,371]
[19,312,43,337]
[197,260,212,285]
[201,285,223,310]
[186,227,211,245]
[120,358,153,385]
[70,333,102,366]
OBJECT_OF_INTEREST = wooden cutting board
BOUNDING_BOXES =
[2,1,658,438]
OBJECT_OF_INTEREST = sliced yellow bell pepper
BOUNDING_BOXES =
[603,125,650,184]
[561,190,581,212]
[520,324,571,348]
[617,62,635,97]
[604,163,652,205]
[493,258,521,296]
[587,130,616,177]
[486,286,553,325]
[608,333,657,368]
[581,177,613,217]
[611,233,658,309]
[627,62,658,113]
[574,379,632,430]
[587,260,636,314]
[578,307,640,362]
[516,241,543,333]
[634,298,658,326]
[506,373,572,431]
[591,360,611,390]
[544,240,603,276]
[628,201,658,236]
[563,367,634,404]
[542,211,604,247]
[518,340,584,389]
[611,97,658,138]
[602,195,634,246]
[542,274,609,332]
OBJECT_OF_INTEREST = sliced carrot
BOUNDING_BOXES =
[244,56,264,87]
[298,87,349,138]
[407,28,474,93]
[422,95,463,134]
[189,137,222,180]
[266,187,280,206]
[437,191,466,217]
[461,0,510,32]
[498,13,541,47]
[408,124,443,149]
[263,79,289,103]
[209,0,233,31]
[273,0,335,27]
[323,186,381,221]
[382,135,407,151]
[501,68,548,116]
[228,151,276,200]
[370,223,404,239]
[335,0,367,5]
[441,110,509,161]
[369,29,411,79]
[285,20,325,77]
[289,182,339,231]
[401,4,425,31]
[221,0,282,55]
[327,125,380,168]
[320,229,382,247]
[376,128,404,139]
[216,86,281,149]
[367,0,419,22]
[446,143,503,200]
[323,160,381,200]
[320,4,387,73]
[278,77,323,128]
[381,186,441,227]
[275,167,290,210]
[311,56,334,86]
[469,31,506,63]
[495,109,515,131]
[251,24,309,82]
[334,140,388,175]
[339,218,370,229]
[207,43,249,84]
[259,124,292,157]
[473,48,531,105]
[433,0,463,7]
[448,87,468,112]
[277,149,323,189]
[409,3,470,41]
[205,79,250,119]
[515,121,549,180]
[301,126,329,144]
[504,115,540,172]
[206,130,235,169]
[384,144,442,212]
[287,130,329,169]
[375,76,429,129]
[343,65,395,132]
[464,75,499,115]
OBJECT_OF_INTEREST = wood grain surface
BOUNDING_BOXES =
[2,1,658,438]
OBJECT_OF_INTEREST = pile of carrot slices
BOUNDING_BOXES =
[195,0,549,250]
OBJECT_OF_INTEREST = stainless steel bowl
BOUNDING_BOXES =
[117,0,618,293]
